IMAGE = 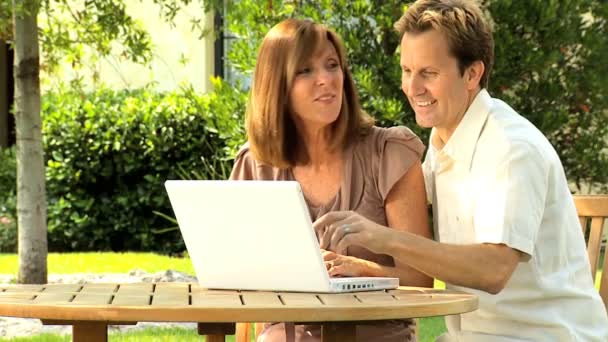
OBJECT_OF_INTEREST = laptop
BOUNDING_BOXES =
[164,180,399,293]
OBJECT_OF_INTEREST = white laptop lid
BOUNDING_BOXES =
[165,180,398,293]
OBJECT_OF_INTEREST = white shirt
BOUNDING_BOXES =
[423,89,608,341]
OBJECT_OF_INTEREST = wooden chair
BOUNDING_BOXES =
[574,195,608,310]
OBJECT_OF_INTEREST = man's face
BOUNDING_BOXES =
[400,29,479,141]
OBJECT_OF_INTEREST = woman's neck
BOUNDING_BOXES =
[296,123,336,168]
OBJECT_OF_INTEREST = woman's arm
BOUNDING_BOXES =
[324,161,433,287]
[382,160,433,286]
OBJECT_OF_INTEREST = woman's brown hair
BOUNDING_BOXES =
[246,18,373,168]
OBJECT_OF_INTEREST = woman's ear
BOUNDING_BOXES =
[466,61,485,90]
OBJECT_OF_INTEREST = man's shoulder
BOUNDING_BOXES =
[483,99,552,153]
[469,100,560,174]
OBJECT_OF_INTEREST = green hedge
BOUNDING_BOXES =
[0,81,246,253]
[44,83,244,253]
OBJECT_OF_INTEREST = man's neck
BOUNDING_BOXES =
[431,88,482,150]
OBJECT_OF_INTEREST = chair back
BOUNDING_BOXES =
[574,195,608,309]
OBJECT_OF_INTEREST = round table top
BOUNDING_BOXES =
[0,283,478,323]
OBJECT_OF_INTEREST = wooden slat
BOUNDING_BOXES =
[317,293,360,306]
[111,295,150,306]
[355,291,398,304]
[279,293,323,306]
[190,287,235,294]
[44,284,82,293]
[80,284,118,293]
[34,293,74,304]
[152,294,189,306]
[0,292,35,303]
[600,246,608,312]
[191,293,242,307]
[587,217,606,277]
[574,196,608,217]
[116,283,153,294]
[235,322,252,342]
[388,288,427,295]
[579,217,588,234]
[154,282,190,293]
[240,292,282,306]
[574,195,608,312]
[72,293,113,305]
[3,284,43,292]
[152,282,189,306]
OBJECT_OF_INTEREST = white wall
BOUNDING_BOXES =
[41,0,215,93]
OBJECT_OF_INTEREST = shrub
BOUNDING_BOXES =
[41,82,245,253]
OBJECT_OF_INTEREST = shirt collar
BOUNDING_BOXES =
[430,89,492,169]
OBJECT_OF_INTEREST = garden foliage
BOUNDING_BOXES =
[224,0,607,189]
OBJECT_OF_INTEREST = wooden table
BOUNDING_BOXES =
[0,282,477,341]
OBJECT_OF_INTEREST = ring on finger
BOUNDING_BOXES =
[341,223,351,234]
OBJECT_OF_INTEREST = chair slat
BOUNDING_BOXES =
[586,217,605,278]
[580,217,588,234]
[574,196,608,217]
[600,243,608,312]
[574,195,608,313]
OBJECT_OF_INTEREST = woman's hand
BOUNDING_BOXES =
[314,211,396,255]
[322,249,381,277]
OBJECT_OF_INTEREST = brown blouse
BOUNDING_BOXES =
[230,125,425,342]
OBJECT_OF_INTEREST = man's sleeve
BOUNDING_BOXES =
[473,141,549,257]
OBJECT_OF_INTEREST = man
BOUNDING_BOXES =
[315,0,608,340]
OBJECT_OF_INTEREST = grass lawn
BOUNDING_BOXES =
[0,253,195,275]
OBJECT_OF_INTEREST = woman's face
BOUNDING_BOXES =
[288,39,344,132]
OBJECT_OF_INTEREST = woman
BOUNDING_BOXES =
[230,18,432,342]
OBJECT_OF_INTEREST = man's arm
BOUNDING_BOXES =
[321,162,433,287]
[316,211,521,294]
[385,231,522,294]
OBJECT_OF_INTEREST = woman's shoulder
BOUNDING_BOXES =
[231,143,287,181]
[356,125,424,155]
[351,126,425,201]
[234,142,252,161]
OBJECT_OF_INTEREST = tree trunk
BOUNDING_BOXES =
[12,0,47,284]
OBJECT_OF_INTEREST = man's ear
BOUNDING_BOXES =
[466,61,485,90]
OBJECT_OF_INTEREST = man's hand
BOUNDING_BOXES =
[314,211,395,255]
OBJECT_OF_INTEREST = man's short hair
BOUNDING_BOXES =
[395,0,494,88]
